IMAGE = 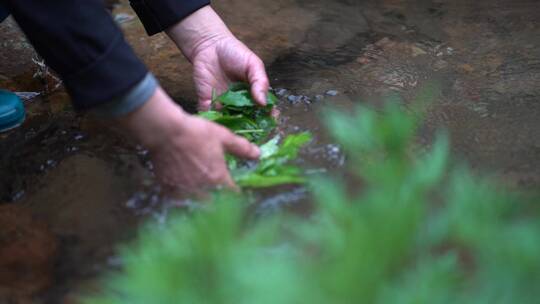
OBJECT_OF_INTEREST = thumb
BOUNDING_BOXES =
[247,56,270,106]
[198,99,212,112]
[221,129,260,160]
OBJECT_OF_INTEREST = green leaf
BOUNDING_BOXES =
[198,110,222,121]
[274,132,312,160]
[412,131,450,188]
[213,115,257,129]
[211,88,218,103]
[228,82,250,91]
[217,90,255,107]
[236,172,306,188]
[232,133,312,188]
[266,91,278,106]
[259,136,280,159]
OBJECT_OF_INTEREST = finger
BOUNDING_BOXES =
[198,100,223,111]
[207,157,239,191]
[221,129,260,160]
[247,56,270,107]
[198,99,212,112]
[219,171,240,192]
[214,102,223,110]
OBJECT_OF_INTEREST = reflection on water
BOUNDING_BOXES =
[1,0,540,301]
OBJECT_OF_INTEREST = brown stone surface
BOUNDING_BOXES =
[0,204,58,302]
[0,0,539,302]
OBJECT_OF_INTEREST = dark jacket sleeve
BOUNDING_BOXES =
[3,0,148,111]
[130,0,210,36]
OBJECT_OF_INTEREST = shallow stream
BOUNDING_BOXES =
[0,0,539,302]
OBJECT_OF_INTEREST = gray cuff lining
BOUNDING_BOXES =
[91,73,158,118]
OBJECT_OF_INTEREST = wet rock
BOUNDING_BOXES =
[356,56,371,64]
[65,146,79,153]
[459,64,475,73]
[0,204,58,302]
[274,88,288,96]
[315,95,324,101]
[374,37,396,49]
[410,45,428,57]
[287,95,300,103]
[325,90,339,96]
[287,95,311,104]
[376,66,419,90]
[433,59,449,71]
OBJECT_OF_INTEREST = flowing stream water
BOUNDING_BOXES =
[0,0,539,302]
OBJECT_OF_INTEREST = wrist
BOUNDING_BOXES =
[116,86,188,150]
[165,5,233,61]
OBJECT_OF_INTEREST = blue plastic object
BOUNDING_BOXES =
[0,90,25,132]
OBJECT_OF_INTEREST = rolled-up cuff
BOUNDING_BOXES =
[130,0,210,36]
[91,73,158,118]
[63,33,149,111]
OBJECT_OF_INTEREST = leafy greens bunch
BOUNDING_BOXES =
[84,98,540,304]
[199,82,278,144]
[231,132,312,188]
[200,83,312,188]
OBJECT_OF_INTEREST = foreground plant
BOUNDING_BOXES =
[83,99,540,304]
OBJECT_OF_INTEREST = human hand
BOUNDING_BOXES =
[166,6,269,111]
[117,87,260,192]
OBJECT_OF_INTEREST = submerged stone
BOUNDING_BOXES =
[0,204,58,301]
[325,90,339,96]
[274,88,288,96]
[287,95,299,103]
[287,95,311,104]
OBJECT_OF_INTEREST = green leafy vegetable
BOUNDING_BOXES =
[232,133,312,188]
[216,82,277,107]
[202,82,278,144]
[217,89,255,107]
[198,110,222,121]
[199,82,311,188]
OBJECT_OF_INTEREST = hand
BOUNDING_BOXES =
[117,87,260,192]
[191,36,269,111]
[166,6,270,111]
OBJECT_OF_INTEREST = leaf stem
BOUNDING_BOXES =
[234,129,265,134]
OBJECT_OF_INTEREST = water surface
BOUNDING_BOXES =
[0,0,539,302]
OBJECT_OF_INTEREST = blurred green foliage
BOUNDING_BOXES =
[83,99,540,304]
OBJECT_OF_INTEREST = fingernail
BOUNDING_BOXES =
[252,145,261,158]
[259,93,267,106]
[198,100,212,111]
